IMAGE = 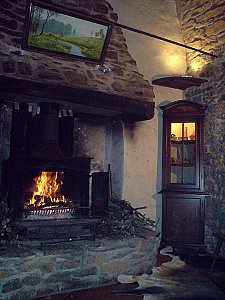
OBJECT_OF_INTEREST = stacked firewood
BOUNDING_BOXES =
[96,197,156,239]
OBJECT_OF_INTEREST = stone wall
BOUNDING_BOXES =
[0,234,159,300]
[0,0,154,101]
[185,54,225,256]
[175,0,225,255]
[175,0,225,75]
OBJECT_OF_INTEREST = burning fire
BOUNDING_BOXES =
[30,171,65,207]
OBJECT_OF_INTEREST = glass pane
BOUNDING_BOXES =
[171,123,182,141]
[184,143,195,165]
[171,142,182,164]
[171,166,182,183]
[184,122,195,141]
[183,167,196,184]
[170,122,196,185]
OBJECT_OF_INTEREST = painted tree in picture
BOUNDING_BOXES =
[27,4,109,60]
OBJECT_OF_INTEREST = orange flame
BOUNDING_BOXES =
[30,172,65,206]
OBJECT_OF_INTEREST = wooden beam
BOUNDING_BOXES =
[0,76,155,123]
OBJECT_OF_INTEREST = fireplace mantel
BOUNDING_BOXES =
[0,75,155,123]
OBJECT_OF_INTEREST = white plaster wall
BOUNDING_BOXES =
[108,0,186,229]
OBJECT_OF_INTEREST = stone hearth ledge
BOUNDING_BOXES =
[0,232,159,300]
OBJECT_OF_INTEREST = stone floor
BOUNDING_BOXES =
[36,249,225,300]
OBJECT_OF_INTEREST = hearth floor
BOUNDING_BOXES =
[35,253,225,300]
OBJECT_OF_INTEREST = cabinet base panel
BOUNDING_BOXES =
[160,240,205,255]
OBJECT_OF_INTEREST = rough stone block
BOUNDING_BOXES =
[94,3,108,14]
[45,270,74,284]
[38,71,63,81]
[85,241,105,252]
[2,278,22,293]
[0,1,13,9]
[206,20,225,35]
[56,258,82,270]
[0,16,17,30]
[45,266,97,284]
[35,283,61,298]
[83,2,93,10]
[71,266,97,277]
[39,261,55,273]
[113,66,124,76]
[2,60,16,73]
[19,259,41,272]
[87,252,111,265]
[111,248,133,259]
[61,275,99,292]
[132,252,146,259]
[21,272,42,286]
[99,259,129,278]
[0,27,22,37]
[0,269,17,279]
[106,51,118,60]
[18,61,32,75]
[63,70,88,86]
[9,288,36,300]
[111,81,126,92]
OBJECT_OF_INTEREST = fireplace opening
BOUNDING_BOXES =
[2,100,110,242]
[2,102,98,220]
[4,155,92,220]
[27,171,65,208]
[23,170,81,219]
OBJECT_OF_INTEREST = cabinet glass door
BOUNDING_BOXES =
[170,122,196,184]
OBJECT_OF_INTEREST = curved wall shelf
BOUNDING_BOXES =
[152,75,208,90]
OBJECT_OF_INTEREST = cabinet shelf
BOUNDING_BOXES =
[171,163,195,166]
[171,140,195,144]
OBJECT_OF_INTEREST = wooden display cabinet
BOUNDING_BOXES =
[160,100,206,253]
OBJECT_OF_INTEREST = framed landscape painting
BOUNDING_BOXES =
[22,0,112,63]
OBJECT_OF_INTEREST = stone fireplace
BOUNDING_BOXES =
[3,102,91,222]
[0,0,155,226]
[0,98,159,299]
[0,1,159,298]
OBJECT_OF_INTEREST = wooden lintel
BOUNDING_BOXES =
[0,76,155,123]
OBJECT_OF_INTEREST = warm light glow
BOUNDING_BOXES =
[167,54,183,68]
[190,58,206,73]
[161,45,186,74]
[171,122,195,140]
[184,122,195,140]
[30,172,65,206]
[171,123,182,139]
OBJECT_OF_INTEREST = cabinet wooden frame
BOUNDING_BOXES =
[161,193,206,252]
[160,100,206,253]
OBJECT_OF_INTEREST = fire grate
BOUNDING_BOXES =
[25,207,77,218]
